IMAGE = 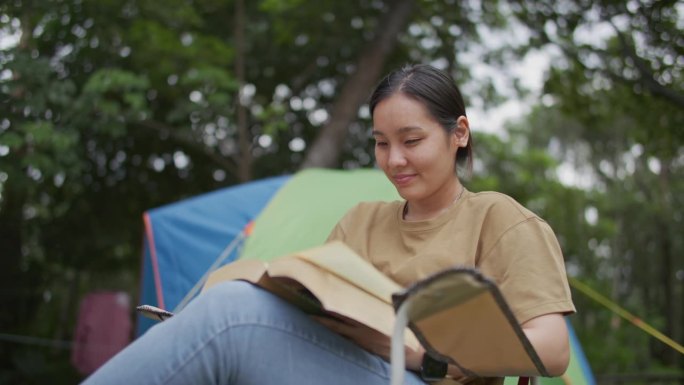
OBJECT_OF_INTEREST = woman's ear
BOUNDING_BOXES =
[453,116,470,148]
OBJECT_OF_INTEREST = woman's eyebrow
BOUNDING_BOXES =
[372,126,423,136]
[398,126,423,134]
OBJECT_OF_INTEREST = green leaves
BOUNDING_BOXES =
[1,131,23,150]
[514,1,684,372]
[259,0,308,13]
[1,0,682,381]
[83,68,150,95]
[0,120,81,183]
[180,66,238,92]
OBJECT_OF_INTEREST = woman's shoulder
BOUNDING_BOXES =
[464,190,541,222]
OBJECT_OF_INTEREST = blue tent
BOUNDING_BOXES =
[137,175,289,335]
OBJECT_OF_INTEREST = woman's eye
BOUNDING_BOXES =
[375,141,388,147]
[405,139,421,146]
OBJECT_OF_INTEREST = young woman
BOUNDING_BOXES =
[83,65,574,385]
[321,64,575,383]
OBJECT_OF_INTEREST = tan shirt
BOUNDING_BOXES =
[326,189,576,384]
[326,189,575,322]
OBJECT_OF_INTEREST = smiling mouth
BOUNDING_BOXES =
[393,174,416,186]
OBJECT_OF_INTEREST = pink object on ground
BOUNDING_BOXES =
[71,291,132,375]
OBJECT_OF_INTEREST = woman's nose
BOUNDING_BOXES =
[388,147,407,167]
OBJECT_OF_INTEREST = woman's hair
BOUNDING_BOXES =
[369,64,473,173]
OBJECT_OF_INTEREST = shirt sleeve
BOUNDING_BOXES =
[478,217,576,324]
[325,203,359,243]
[325,221,346,243]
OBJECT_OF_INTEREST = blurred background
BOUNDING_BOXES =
[0,0,682,383]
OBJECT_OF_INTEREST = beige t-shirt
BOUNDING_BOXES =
[326,189,575,323]
[326,189,576,384]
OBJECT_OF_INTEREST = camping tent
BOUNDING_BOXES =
[137,168,595,384]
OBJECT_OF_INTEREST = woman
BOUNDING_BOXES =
[321,64,575,383]
[83,65,574,385]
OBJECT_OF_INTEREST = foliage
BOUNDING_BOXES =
[508,0,684,374]
[0,0,682,383]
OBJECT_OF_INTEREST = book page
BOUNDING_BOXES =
[267,256,420,351]
[199,242,420,351]
[202,259,268,292]
[292,241,402,304]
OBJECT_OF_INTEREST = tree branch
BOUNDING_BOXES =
[135,120,238,177]
[515,6,684,109]
[607,20,684,109]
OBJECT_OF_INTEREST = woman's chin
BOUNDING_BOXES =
[395,187,421,202]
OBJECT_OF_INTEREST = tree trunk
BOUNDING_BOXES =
[0,187,27,329]
[234,0,252,181]
[655,160,679,367]
[52,271,80,355]
[300,0,415,169]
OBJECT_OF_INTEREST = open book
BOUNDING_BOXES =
[138,241,548,378]
[201,240,422,351]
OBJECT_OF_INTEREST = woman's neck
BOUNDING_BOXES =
[403,180,464,221]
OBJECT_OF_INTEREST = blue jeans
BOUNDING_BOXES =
[82,281,426,385]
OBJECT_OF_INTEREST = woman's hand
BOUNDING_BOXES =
[312,314,468,379]
[312,314,425,370]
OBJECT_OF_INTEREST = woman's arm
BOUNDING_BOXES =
[314,312,571,378]
[521,313,570,376]
[446,313,570,379]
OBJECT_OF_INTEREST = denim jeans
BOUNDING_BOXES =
[82,281,426,385]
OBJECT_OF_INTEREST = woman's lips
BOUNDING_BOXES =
[393,173,416,186]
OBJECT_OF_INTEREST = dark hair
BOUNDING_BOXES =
[369,64,473,173]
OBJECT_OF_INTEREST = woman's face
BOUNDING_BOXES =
[372,92,468,204]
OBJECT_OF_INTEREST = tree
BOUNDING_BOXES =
[0,0,513,381]
[1,0,681,382]
[508,0,684,374]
